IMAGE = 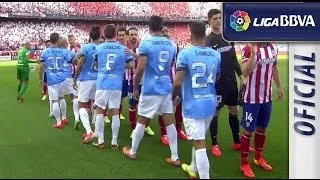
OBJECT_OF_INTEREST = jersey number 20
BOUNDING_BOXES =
[192,62,215,88]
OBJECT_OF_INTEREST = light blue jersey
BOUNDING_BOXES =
[176,46,221,119]
[95,41,133,90]
[63,49,76,78]
[40,47,69,86]
[139,36,176,95]
[78,43,98,81]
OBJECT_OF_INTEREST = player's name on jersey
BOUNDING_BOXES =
[223,3,320,41]
[289,43,318,179]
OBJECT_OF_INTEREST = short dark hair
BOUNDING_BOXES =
[104,24,117,39]
[50,33,60,44]
[68,34,74,39]
[45,40,51,44]
[208,9,221,21]
[190,22,206,39]
[90,26,101,41]
[149,15,163,32]
[117,26,127,35]
[128,27,138,33]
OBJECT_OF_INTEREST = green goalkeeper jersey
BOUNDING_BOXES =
[17,47,31,67]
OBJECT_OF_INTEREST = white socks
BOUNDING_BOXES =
[49,100,53,116]
[95,114,104,144]
[166,124,179,161]
[72,99,79,121]
[111,115,120,145]
[52,101,61,125]
[195,148,210,179]
[130,123,145,155]
[190,147,198,173]
[59,99,67,120]
[79,108,92,134]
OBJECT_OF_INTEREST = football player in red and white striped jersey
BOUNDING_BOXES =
[239,43,283,178]
[158,26,187,145]
[125,27,155,138]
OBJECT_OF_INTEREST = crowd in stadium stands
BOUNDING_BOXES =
[0,2,221,19]
[0,20,213,51]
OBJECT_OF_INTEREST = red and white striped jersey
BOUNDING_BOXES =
[170,42,179,82]
[125,41,140,85]
[241,43,278,104]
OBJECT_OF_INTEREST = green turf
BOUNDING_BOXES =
[0,60,288,178]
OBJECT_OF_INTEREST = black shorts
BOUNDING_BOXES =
[216,85,239,110]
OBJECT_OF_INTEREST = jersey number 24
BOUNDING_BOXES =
[192,62,215,88]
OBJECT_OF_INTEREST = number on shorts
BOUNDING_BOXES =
[48,57,63,70]
[106,53,117,71]
[158,51,169,71]
[245,112,253,122]
[191,62,215,88]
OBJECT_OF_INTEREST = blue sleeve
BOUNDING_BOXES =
[67,51,75,63]
[63,50,71,63]
[93,47,99,62]
[80,45,86,57]
[125,54,134,63]
[138,40,149,57]
[176,50,187,71]
[40,50,46,62]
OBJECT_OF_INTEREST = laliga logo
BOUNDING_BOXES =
[230,10,251,32]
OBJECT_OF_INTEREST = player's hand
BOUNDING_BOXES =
[125,48,135,56]
[249,42,257,56]
[133,88,140,101]
[239,75,246,88]
[173,96,181,106]
[73,80,78,90]
[277,87,284,101]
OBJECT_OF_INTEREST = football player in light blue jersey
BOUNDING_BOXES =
[92,24,134,149]
[73,26,100,143]
[57,37,80,130]
[172,22,221,179]
[122,15,180,167]
[39,33,70,129]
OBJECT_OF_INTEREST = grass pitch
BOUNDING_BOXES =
[0,59,288,178]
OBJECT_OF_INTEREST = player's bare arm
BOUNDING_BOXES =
[73,56,85,89]
[72,52,81,64]
[242,43,256,77]
[133,55,147,100]
[172,70,186,106]
[39,62,45,88]
[125,48,139,59]
[125,61,134,69]
[233,50,246,87]
[273,65,283,101]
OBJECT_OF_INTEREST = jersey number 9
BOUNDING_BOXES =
[158,51,169,71]
[48,57,63,70]
[106,53,117,71]
[192,62,215,88]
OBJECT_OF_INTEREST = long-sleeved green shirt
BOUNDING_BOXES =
[17,47,32,67]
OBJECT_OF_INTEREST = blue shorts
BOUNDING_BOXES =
[128,84,142,106]
[240,102,272,132]
[43,71,47,84]
[122,79,128,98]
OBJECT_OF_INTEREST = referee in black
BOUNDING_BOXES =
[205,9,252,157]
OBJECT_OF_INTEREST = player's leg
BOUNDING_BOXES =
[175,102,187,140]
[161,94,180,166]
[78,81,94,143]
[128,85,138,136]
[16,66,23,100]
[92,90,108,149]
[18,67,30,102]
[239,103,260,178]
[120,79,128,120]
[123,94,159,159]
[109,90,122,149]
[158,115,168,145]
[209,93,223,157]
[59,80,68,124]
[253,102,273,171]
[42,72,48,101]
[48,84,63,128]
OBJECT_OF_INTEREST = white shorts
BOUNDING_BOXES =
[62,78,77,96]
[48,82,67,101]
[94,90,122,110]
[138,94,173,119]
[183,115,214,140]
[78,80,96,103]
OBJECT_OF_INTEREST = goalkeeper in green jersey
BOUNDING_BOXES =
[16,42,38,103]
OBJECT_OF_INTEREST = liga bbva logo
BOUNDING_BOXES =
[230,10,316,32]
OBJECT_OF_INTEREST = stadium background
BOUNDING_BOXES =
[0,2,288,179]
